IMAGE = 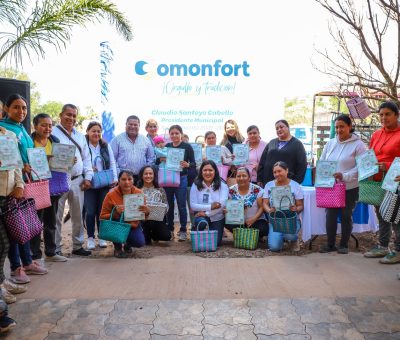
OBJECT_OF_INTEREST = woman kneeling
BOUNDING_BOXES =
[190,160,228,246]
[263,162,303,252]
[100,170,149,258]
[226,167,268,239]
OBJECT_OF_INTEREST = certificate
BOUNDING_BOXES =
[0,135,23,170]
[382,157,400,193]
[27,148,52,180]
[49,143,76,173]
[225,199,244,225]
[232,144,249,165]
[190,143,203,166]
[205,145,222,164]
[123,194,145,221]
[315,160,337,188]
[356,149,379,181]
[270,186,294,210]
[166,147,185,171]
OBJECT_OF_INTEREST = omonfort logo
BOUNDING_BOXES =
[134,60,250,77]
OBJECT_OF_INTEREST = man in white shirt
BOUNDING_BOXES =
[110,115,155,182]
[52,104,94,256]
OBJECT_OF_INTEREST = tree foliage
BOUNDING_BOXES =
[314,0,400,106]
[0,0,133,66]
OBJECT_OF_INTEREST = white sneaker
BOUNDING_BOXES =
[87,237,96,250]
[178,231,187,241]
[45,254,68,262]
[98,239,107,248]
[1,287,16,304]
[2,279,27,294]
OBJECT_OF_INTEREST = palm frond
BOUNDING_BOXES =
[0,0,27,26]
[0,0,133,66]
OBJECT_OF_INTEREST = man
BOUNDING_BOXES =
[52,104,94,256]
[111,115,155,182]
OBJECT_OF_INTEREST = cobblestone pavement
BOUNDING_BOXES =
[7,296,400,339]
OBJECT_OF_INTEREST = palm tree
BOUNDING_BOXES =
[0,0,133,66]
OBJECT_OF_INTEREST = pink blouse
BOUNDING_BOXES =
[244,140,267,182]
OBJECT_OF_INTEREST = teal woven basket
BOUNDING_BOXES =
[269,210,298,234]
[99,207,131,243]
[358,180,386,206]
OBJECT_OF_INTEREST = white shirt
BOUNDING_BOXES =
[190,181,229,222]
[52,125,93,180]
[89,143,118,182]
[263,180,304,207]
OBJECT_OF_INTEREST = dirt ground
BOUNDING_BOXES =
[58,213,380,259]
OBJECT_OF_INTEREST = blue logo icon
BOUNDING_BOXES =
[135,61,148,75]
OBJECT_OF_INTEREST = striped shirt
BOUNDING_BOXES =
[110,132,155,175]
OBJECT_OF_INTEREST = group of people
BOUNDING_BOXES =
[0,92,399,333]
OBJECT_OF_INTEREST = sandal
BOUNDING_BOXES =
[114,250,127,259]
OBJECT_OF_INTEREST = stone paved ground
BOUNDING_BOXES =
[7,296,400,339]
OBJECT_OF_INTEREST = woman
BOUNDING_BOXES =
[145,119,159,147]
[318,114,367,254]
[220,120,245,185]
[203,131,233,166]
[0,127,26,307]
[220,119,245,153]
[84,121,118,250]
[257,120,307,187]
[30,113,68,262]
[244,125,267,184]
[226,167,268,238]
[0,94,48,283]
[158,125,195,241]
[263,162,304,252]
[136,165,172,245]
[100,170,149,258]
[190,160,228,246]
[364,101,400,263]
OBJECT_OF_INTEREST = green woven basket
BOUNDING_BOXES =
[233,227,259,250]
[269,210,298,234]
[99,207,131,243]
[358,180,386,206]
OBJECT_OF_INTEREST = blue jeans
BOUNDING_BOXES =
[113,225,145,250]
[165,175,188,233]
[193,216,225,246]
[8,241,32,271]
[268,219,301,252]
[84,187,109,238]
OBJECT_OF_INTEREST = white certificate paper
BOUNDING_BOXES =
[356,149,379,181]
[315,160,337,188]
[270,186,294,210]
[27,148,52,180]
[0,135,23,170]
[50,143,76,173]
[232,144,249,165]
[382,157,400,193]
[206,145,222,164]
[123,194,145,221]
[190,143,203,166]
[225,199,245,225]
[166,147,185,171]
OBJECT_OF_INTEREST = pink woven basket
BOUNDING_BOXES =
[23,169,51,210]
[316,182,346,208]
[344,90,371,119]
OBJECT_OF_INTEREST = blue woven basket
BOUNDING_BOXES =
[99,207,131,243]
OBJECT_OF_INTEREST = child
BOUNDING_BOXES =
[153,136,167,167]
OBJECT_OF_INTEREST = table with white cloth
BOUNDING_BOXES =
[300,186,379,247]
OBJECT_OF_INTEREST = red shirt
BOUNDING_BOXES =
[370,124,400,181]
